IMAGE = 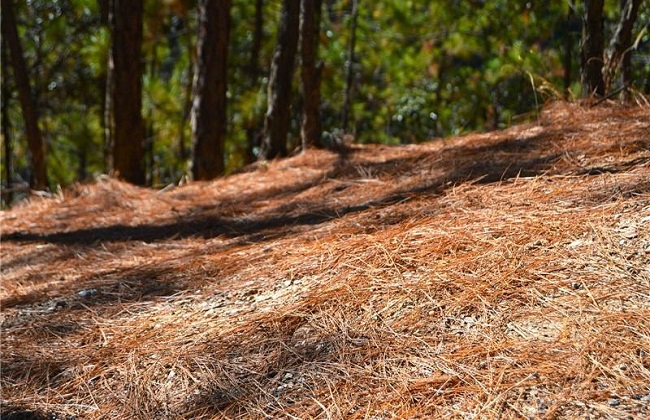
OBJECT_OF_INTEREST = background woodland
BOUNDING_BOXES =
[1,0,648,202]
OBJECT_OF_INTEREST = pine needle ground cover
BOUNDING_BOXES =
[1,102,649,419]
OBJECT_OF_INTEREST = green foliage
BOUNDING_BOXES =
[3,0,649,191]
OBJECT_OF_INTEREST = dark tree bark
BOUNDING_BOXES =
[606,0,642,98]
[341,0,359,132]
[1,0,48,190]
[145,41,158,186]
[245,0,264,163]
[191,0,232,180]
[99,0,109,25]
[103,39,114,171]
[1,39,12,204]
[177,23,194,164]
[260,0,300,159]
[98,1,110,166]
[581,0,605,97]
[109,0,145,185]
[563,2,576,98]
[300,0,323,150]
[249,0,264,81]
[99,0,110,173]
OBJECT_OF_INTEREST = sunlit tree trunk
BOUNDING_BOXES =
[606,0,641,99]
[260,0,300,159]
[191,0,232,180]
[300,0,323,150]
[1,0,48,190]
[109,0,145,185]
[581,0,605,97]
[341,0,359,132]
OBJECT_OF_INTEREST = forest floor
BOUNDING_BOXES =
[1,102,649,419]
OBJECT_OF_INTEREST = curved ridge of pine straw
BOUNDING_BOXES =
[1,102,649,419]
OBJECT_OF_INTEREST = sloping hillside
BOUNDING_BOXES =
[1,102,649,419]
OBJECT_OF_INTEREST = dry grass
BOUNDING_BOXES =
[1,102,649,419]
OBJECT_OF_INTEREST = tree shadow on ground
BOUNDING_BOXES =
[3,126,648,315]
[3,129,571,247]
[0,261,187,310]
[187,313,347,417]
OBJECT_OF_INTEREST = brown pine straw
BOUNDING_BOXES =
[1,102,649,419]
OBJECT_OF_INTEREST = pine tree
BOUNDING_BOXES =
[581,0,605,97]
[1,0,48,190]
[191,0,232,180]
[300,0,323,150]
[108,0,146,184]
[260,0,300,159]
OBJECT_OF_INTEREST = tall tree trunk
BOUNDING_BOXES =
[563,2,576,98]
[581,0,605,97]
[146,41,159,186]
[1,39,12,204]
[249,0,264,81]
[177,25,193,164]
[245,0,264,163]
[178,85,190,163]
[2,103,11,204]
[606,0,641,99]
[341,0,359,132]
[191,0,232,180]
[300,0,323,150]
[100,0,111,172]
[1,0,48,190]
[260,0,300,159]
[99,0,109,24]
[109,0,145,185]
[104,57,114,171]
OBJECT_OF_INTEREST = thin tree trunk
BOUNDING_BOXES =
[2,105,11,204]
[563,2,576,98]
[99,0,109,25]
[191,0,232,180]
[1,0,48,190]
[104,58,114,170]
[341,0,359,132]
[606,0,641,99]
[250,0,264,81]
[177,30,194,164]
[581,0,605,97]
[109,0,146,185]
[175,15,194,165]
[300,0,323,150]
[100,0,112,172]
[260,0,300,159]
[245,0,264,163]
[146,41,159,186]
[1,39,12,204]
